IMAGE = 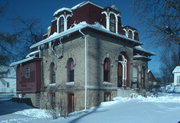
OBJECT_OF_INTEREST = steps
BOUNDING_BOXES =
[35,94,40,108]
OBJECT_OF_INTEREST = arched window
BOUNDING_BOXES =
[110,14,116,32]
[50,63,56,84]
[104,58,110,82]
[59,17,64,33]
[128,30,133,39]
[67,58,74,82]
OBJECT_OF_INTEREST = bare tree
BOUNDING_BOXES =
[133,0,180,84]
[0,3,17,66]
[11,17,44,60]
[0,5,43,65]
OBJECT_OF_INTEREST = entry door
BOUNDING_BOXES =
[117,63,123,87]
[67,93,74,113]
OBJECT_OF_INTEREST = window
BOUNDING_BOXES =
[67,58,74,82]
[141,66,146,88]
[104,58,110,82]
[177,76,180,84]
[132,67,138,83]
[104,92,111,102]
[25,67,30,78]
[7,83,9,88]
[59,17,64,33]
[50,63,56,83]
[110,14,116,32]
[128,30,133,39]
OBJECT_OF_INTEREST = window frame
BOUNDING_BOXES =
[58,17,64,33]
[110,14,116,32]
[177,76,180,84]
[103,58,111,82]
[128,30,133,39]
[24,67,30,79]
[50,62,56,84]
[67,58,74,82]
[132,66,138,83]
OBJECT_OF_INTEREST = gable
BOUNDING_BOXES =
[173,66,180,73]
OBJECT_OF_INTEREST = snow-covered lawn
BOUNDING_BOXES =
[0,94,180,123]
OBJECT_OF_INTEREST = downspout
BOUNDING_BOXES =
[79,29,87,110]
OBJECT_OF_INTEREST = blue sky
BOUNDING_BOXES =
[0,0,160,75]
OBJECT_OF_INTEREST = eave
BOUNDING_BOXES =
[30,22,142,49]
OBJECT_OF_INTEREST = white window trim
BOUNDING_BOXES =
[123,28,135,40]
[103,81,112,85]
[118,55,127,87]
[101,11,119,34]
[57,14,72,33]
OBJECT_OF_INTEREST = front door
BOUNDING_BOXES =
[67,92,74,113]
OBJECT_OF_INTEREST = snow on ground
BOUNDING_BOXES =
[0,94,180,123]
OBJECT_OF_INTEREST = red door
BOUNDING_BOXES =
[67,93,74,113]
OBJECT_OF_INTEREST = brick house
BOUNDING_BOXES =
[11,1,154,115]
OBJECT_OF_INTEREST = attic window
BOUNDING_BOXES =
[58,17,64,33]
[110,14,116,32]
[128,30,133,39]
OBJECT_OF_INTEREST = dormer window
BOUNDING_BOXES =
[58,17,64,33]
[102,7,120,34]
[110,14,116,32]
[53,8,72,34]
[123,27,136,40]
[128,30,133,39]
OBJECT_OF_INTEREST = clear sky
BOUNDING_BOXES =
[0,0,160,75]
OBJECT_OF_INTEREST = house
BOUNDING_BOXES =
[172,66,180,86]
[0,66,16,94]
[10,1,154,115]
[147,70,159,90]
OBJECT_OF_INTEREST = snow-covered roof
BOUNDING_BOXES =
[0,65,9,73]
[26,50,40,58]
[134,46,155,56]
[133,54,151,60]
[0,66,16,78]
[53,7,72,16]
[30,22,141,49]
[71,1,103,10]
[10,57,35,67]
[53,1,103,17]
[173,66,180,73]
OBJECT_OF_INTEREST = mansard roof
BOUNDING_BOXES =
[71,1,103,10]
[53,7,72,17]
[30,22,142,49]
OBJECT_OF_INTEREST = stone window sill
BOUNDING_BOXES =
[103,81,112,85]
[66,81,75,86]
